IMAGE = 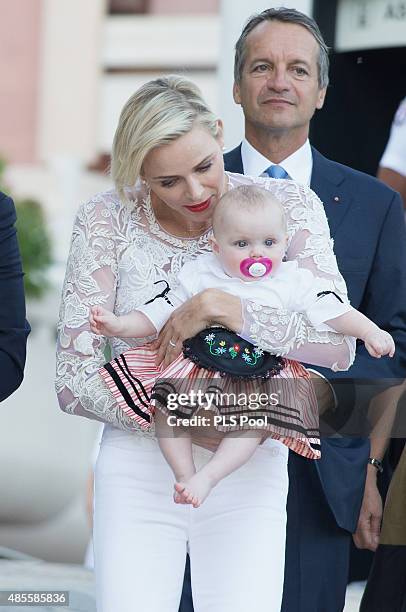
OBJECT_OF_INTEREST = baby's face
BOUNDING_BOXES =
[212,207,288,281]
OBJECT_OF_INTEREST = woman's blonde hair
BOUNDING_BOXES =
[111,75,220,199]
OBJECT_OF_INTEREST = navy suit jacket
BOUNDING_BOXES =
[0,192,30,401]
[224,145,406,532]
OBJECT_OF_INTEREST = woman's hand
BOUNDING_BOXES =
[153,289,243,368]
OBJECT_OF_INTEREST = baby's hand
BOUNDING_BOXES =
[89,306,122,337]
[364,329,395,359]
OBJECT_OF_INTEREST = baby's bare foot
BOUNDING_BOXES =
[176,472,217,508]
[174,470,195,504]
[174,482,188,504]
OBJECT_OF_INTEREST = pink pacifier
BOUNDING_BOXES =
[240,257,272,278]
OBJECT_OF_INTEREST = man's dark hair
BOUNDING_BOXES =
[234,7,329,88]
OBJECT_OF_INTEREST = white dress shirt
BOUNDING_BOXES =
[241,138,313,186]
[380,97,406,177]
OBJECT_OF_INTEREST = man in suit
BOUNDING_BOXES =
[224,7,406,612]
[179,7,406,612]
[0,192,29,401]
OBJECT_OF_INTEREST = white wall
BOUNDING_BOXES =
[38,0,105,164]
[218,0,314,149]
[99,14,220,152]
[103,15,219,68]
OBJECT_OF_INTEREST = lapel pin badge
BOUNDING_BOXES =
[333,196,340,203]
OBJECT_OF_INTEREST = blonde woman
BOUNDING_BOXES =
[56,76,354,612]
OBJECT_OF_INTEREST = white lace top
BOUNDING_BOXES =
[55,172,355,434]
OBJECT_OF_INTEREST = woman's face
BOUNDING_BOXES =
[142,123,226,225]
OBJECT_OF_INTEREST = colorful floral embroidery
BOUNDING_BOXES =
[204,333,263,367]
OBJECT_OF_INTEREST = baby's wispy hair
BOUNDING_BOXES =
[212,184,287,235]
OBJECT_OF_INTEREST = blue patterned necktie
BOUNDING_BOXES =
[265,164,290,179]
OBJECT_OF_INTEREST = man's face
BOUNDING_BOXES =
[233,20,326,137]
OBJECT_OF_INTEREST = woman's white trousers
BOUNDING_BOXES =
[94,427,288,612]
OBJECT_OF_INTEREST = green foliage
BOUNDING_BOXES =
[15,199,53,299]
[0,157,52,299]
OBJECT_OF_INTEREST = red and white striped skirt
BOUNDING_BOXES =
[99,346,320,459]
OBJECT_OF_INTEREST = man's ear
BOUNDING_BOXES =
[316,87,327,110]
[210,236,220,253]
[233,82,241,105]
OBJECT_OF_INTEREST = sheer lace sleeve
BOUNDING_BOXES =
[233,175,356,371]
[55,194,146,432]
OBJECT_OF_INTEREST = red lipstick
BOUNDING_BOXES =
[185,197,211,213]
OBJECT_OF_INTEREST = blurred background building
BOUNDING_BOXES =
[0,0,221,263]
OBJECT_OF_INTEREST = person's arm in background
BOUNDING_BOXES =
[378,96,406,208]
[0,193,30,402]
[353,380,406,551]
[377,167,406,207]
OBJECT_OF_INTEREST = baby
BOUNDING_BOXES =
[90,185,394,507]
